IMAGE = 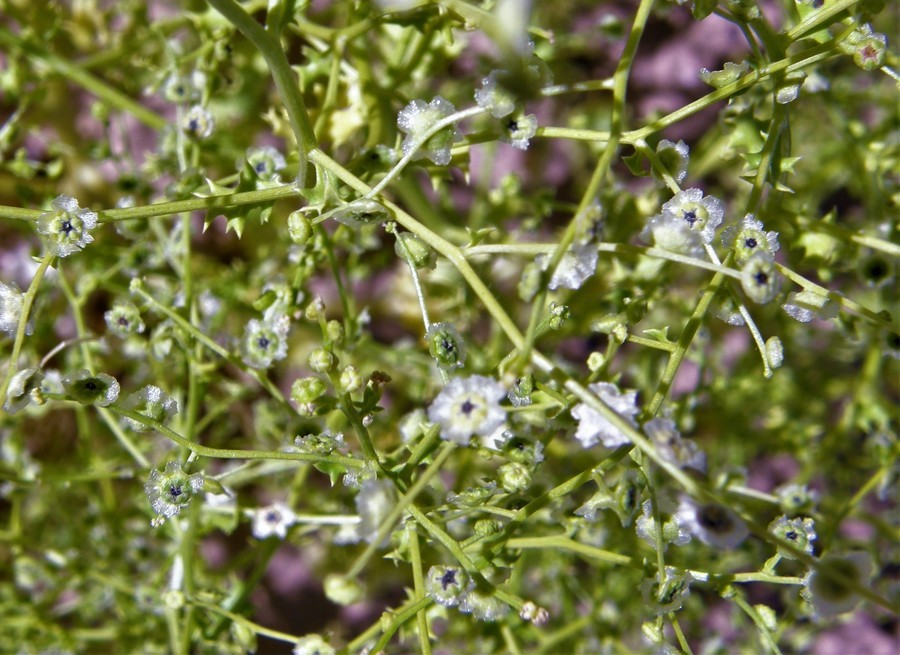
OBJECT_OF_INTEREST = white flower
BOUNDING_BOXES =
[570,382,639,449]
[474,70,515,118]
[635,498,691,549]
[244,146,286,181]
[121,385,179,432]
[644,418,707,473]
[144,461,204,527]
[36,195,98,257]
[721,214,780,264]
[427,375,506,446]
[660,188,725,244]
[397,96,462,165]
[252,502,297,539]
[675,497,749,549]
[769,515,816,559]
[501,113,538,150]
[641,213,703,257]
[537,243,598,290]
[182,105,214,139]
[806,551,873,619]
[355,478,395,545]
[741,252,781,304]
[240,314,290,369]
[0,281,31,337]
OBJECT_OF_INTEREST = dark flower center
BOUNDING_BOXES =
[506,119,519,132]
[440,569,458,590]
[785,530,798,541]
[266,510,280,523]
[168,484,183,499]
[257,336,270,349]
[754,271,769,285]
[744,237,758,248]
[460,399,477,416]
[84,380,99,391]
[682,210,697,226]
[698,505,732,532]
[60,220,74,235]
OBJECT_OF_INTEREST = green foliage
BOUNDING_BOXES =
[0,0,897,654]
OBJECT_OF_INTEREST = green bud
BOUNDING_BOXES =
[308,347,334,373]
[426,322,466,370]
[339,365,363,393]
[305,296,325,322]
[474,518,500,537]
[323,574,365,606]
[291,377,327,404]
[288,210,313,245]
[394,232,435,269]
[325,319,343,345]
[498,462,531,493]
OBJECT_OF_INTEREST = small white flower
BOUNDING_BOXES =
[474,70,516,118]
[182,105,215,139]
[635,498,691,549]
[570,382,639,449]
[144,461,204,527]
[36,195,98,257]
[0,281,31,337]
[501,113,538,150]
[769,515,816,559]
[644,418,707,473]
[721,214,780,264]
[675,497,749,549]
[122,385,179,432]
[241,314,290,369]
[244,146,286,182]
[252,502,297,539]
[660,188,725,244]
[397,96,462,165]
[537,243,598,290]
[741,252,781,304]
[806,551,873,619]
[355,478,395,545]
[427,375,506,446]
[641,213,703,257]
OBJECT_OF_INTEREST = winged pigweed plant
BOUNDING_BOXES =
[0,0,897,653]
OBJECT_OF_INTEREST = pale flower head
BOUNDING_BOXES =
[37,195,98,257]
[660,188,725,244]
[252,502,297,539]
[0,281,31,337]
[571,382,640,449]
[427,375,506,446]
[675,497,749,549]
[397,96,462,165]
[537,243,598,290]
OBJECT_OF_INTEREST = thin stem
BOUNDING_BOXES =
[0,253,52,413]
[206,0,317,186]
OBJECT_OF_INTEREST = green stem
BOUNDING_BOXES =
[407,523,433,655]
[0,27,166,130]
[206,0,317,186]
[0,253,52,413]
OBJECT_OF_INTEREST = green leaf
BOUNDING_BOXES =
[692,0,718,21]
